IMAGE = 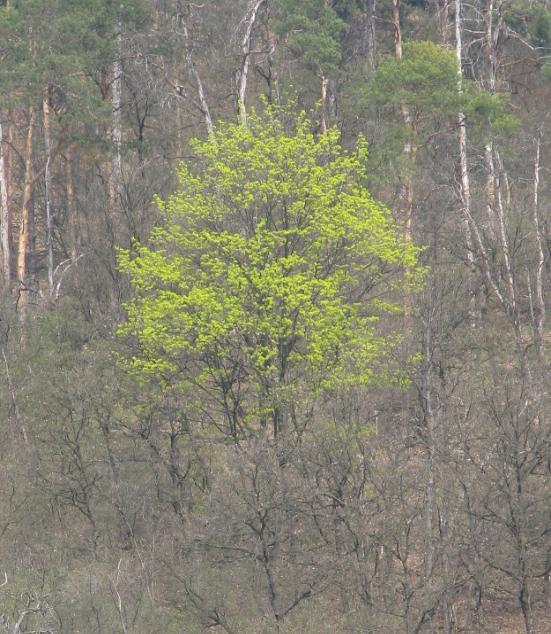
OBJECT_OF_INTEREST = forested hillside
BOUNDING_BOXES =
[0,0,550,632]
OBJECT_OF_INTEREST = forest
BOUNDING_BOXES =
[0,0,550,632]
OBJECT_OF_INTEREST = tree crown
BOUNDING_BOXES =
[118,108,421,434]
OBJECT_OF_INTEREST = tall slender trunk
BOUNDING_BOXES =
[237,0,267,127]
[65,144,78,262]
[391,0,414,241]
[519,578,533,634]
[484,0,498,93]
[455,0,476,319]
[17,106,36,313]
[0,119,10,287]
[482,0,499,238]
[422,307,436,582]
[484,142,497,241]
[43,88,54,295]
[110,27,123,210]
[494,153,516,316]
[320,75,329,134]
[531,136,545,368]
[362,0,376,70]
[439,0,450,44]
[391,0,402,59]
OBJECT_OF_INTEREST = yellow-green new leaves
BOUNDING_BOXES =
[118,108,421,434]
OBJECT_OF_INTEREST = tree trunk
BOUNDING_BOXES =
[422,307,436,582]
[362,0,376,70]
[391,0,414,241]
[237,0,266,127]
[65,144,78,262]
[17,106,36,313]
[320,75,329,134]
[484,0,498,92]
[391,0,402,59]
[43,88,54,295]
[455,0,476,320]
[110,26,124,211]
[439,0,450,44]
[519,578,533,634]
[0,118,10,287]
[531,135,545,368]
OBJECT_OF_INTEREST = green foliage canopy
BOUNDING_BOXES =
[275,0,346,76]
[505,1,551,48]
[363,40,516,157]
[118,108,421,438]
[366,41,461,121]
[0,0,148,126]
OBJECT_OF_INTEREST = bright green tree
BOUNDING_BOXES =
[118,107,421,441]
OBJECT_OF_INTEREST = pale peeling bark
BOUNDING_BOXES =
[237,0,267,127]
[0,119,10,286]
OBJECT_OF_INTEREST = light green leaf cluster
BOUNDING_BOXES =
[118,107,421,428]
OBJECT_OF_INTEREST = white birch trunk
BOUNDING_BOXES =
[237,0,266,127]
[456,0,474,260]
